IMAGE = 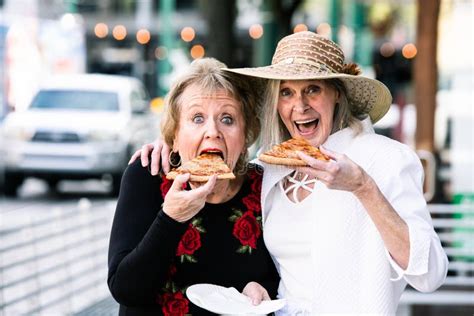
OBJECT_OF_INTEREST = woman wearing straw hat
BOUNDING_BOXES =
[131,31,447,314]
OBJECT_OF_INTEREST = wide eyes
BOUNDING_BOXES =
[191,114,234,125]
[192,114,204,124]
[279,84,321,98]
[221,115,233,125]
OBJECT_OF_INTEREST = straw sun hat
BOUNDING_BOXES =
[223,31,392,123]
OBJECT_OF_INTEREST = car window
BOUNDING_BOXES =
[30,90,119,111]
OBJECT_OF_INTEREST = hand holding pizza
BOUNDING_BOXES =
[162,173,217,222]
[295,146,370,193]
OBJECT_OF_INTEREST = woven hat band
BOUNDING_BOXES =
[271,32,345,73]
[273,57,335,75]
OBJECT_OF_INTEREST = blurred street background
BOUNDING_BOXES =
[0,0,472,315]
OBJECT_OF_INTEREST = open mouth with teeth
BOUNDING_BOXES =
[295,118,319,135]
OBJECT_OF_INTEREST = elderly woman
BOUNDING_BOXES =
[108,58,279,316]
[132,32,448,315]
[223,31,448,314]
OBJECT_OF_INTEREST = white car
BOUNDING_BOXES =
[1,74,159,196]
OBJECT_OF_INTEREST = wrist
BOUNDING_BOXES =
[352,174,376,200]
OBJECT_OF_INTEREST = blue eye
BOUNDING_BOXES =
[221,116,233,125]
[193,115,204,124]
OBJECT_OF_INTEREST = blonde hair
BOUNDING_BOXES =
[260,79,366,151]
[161,58,261,173]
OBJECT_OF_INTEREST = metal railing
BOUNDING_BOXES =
[0,199,116,315]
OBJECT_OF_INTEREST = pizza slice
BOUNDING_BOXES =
[166,153,236,182]
[259,138,330,166]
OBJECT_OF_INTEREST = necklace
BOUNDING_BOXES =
[279,171,317,203]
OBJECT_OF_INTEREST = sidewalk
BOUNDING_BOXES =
[74,296,119,316]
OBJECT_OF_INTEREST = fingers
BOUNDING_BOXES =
[128,149,141,165]
[150,142,163,176]
[140,144,154,167]
[192,175,217,197]
[262,291,271,301]
[161,143,171,174]
[169,173,190,192]
[296,151,326,168]
[320,145,340,161]
[242,282,269,306]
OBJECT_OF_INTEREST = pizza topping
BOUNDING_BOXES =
[166,152,235,181]
[259,137,329,166]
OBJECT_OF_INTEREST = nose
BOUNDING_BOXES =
[204,119,221,139]
[292,96,310,113]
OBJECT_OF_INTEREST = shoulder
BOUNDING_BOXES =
[121,160,166,197]
[246,163,264,179]
[350,132,420,166]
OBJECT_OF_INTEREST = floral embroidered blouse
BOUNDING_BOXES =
[108,160,279,316]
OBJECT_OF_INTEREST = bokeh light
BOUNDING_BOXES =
[190,44,205,59]
[294,24,308,33]
[155,46,168,60]
[316,22,331,38]
[94,23,108,38]
[380,42,395,57]
[249,24,263,39]
[181,27,196,42]
[402,43,417,59]
[136,29,151,45]
[112,25,127,41]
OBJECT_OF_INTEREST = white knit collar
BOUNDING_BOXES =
[322,117,374,152]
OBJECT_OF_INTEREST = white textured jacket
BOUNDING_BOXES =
[260,119,448,315]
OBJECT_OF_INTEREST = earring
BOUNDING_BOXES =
[169,151,181,168]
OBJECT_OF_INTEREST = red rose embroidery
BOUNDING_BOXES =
[159,291,189,316]
[161,176,173,199]
[242,193,261,213]
[176,225,201,256]
[232,211,261,249]
[251,176,262,195]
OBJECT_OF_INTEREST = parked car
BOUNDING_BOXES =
[0,73,159,196]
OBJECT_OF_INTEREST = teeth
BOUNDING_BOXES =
[295,118,317,124]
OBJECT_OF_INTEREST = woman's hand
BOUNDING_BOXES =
[128,138,171,175]
[242,281,271,306]
[295,146,370,193]
[162,174,217,222]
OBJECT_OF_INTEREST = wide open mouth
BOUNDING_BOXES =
[199,149,224,160]
[294,118,319,134]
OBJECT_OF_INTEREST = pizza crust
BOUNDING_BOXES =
[258,154,307,166]
[166,171,235,182]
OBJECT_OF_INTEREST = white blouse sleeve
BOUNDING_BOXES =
[372,143,448,292]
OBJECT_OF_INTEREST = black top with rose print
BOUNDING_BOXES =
[108,160,279,316]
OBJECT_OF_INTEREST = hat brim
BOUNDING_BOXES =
[223,65,392,124]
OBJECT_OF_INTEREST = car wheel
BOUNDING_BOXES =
[4,173,24,197]
[46,178,60,192]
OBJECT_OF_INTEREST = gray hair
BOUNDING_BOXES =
[260,79,366,152]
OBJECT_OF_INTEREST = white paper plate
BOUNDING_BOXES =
[186,283,286,315]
